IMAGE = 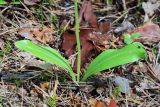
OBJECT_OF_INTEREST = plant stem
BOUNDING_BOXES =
[74,0,81,82]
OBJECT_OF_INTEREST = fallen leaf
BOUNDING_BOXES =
[62,0,111,71]
[62,29,94,71]
[114,21,134,33]
[88,32,111,51]
[26,59,53,72]
[23,0,40,5]
[79,0,98,28]
[19,27,54,44]
[98,21,111,33]
[142,1,160,21]
[112,76,132,95]
[136,78,159,92]
[128,21,160,43]
[108,99,117,107]
[89,99,106,107]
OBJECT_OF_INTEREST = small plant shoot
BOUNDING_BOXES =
[123,32,140,44]
[15,39,147,81]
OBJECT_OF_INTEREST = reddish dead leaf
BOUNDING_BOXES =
[129,21,160,42]
[108,99,117,107]
[62,29,95,71]
[98,22,111,33]
[89,99,106,107]
[19,27,54,44]
[88,32,111,51]
[79,0,98,28]
[62,0,111,71]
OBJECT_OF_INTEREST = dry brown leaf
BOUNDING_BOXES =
[62,29,94,71]
[19,27,54,44]
[62,0,111,71]
[89,99,106,107]
[142,1,160,21]
[89,99,117,107]
[23,0,40,5]
[79,0,98,28]
[129,21,160,42]
[107,99,117,107]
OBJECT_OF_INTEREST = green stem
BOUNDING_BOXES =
[74,0,81,82]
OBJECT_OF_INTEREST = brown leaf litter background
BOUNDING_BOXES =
[62,0,112,72]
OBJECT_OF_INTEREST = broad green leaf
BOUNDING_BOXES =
[15,40,76,81]
[82,42,147,81]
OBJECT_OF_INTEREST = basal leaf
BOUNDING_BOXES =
[15,40,76,81]
[82,42,147,81]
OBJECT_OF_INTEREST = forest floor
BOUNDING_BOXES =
[0,0,160,107]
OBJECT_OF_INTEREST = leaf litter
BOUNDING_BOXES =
[62,0,112,71]
[0,0,160,106]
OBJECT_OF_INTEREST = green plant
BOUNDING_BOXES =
[0,0,20,4]
[15,40,147,81]
[106,0,113,5]
[74,0,81,82]
[82,42,147,80]
[123,32,140,45]
[0,104,3,107]
[47,95,57,107]
[112,86,121,99]
[15,40,76,81]
[14,0,147,82]
[0,40,13,58]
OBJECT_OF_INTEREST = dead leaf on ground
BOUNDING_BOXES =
[108,99,117,107]
[23,0,41,6]
[114,21,134,33]
[128,21,160,43]
[18,27,54,44]
[89,99,106,107]
[62,0,111,71]
[137,78,159,91]
[26,59,53,71]
[79,0,98,28]
[142,1,160,21]
[112,76,132,95]
[89,99,117,107]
